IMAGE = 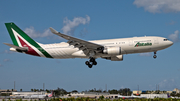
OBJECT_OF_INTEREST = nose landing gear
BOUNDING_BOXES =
[153,52,157,59]
[85,57,97,68]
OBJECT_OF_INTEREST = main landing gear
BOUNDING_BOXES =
[153,52,157,59]
[85,57,97,68]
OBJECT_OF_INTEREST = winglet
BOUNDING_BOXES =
[49,27,58,34]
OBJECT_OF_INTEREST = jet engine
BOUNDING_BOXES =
[103,47,121,55]
[102,55,123,61]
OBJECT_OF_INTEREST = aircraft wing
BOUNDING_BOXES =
[4,43,28,52]
[50,27,103,55]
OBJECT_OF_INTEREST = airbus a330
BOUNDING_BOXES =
[4,23,173,68]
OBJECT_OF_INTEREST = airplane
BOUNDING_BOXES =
[4,22,173,68]
[118,94,147,99]
[130,94,147,99]
[118,94,133,99]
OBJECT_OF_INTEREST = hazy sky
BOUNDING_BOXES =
[0,0,180,92]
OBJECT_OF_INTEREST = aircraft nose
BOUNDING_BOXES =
[169,41,173,46]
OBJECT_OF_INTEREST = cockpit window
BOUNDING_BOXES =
[164,39,169,41]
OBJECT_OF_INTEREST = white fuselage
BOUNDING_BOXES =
[38,36,173,59]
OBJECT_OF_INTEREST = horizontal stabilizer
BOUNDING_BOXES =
[4,43,28,51]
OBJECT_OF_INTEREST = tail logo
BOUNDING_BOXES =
[18,36,40,56]
[5,23,53,58]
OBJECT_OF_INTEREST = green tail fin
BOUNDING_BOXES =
[5,22,53,58]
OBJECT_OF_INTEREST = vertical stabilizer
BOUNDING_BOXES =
[5,23,52,58]
[5,23,37,47]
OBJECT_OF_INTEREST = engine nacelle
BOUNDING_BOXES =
[111,55,123,61]
[103,47,121,55]
[103,55,123,61]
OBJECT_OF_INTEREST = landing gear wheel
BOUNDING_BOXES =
[86,57,97,68]
[93,61,97,65]
[153,51,157,59]
[85,61,90,65]
[153,55,157,59]
[88,64,92,68]
[90,58,95,62]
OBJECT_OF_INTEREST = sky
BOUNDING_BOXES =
[0,0,180,92]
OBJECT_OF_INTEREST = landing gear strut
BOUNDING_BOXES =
[85,57,97,68]
[153,52,157,59]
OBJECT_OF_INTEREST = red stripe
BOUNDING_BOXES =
[18,36,40,56]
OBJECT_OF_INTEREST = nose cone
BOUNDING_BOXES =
[163,40,173,49]
[165,40,173,48]
[169,41,174,46]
